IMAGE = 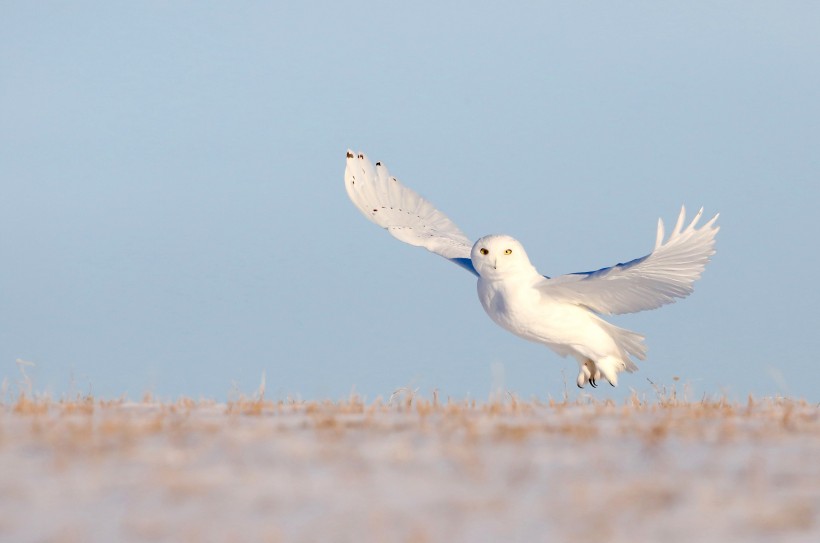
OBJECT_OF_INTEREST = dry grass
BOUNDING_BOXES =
[1,390,819,542]
[5,389,818,452]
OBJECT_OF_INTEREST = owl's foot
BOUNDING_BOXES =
[575,358,601,388]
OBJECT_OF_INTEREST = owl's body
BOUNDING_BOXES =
[344,151,719,388]
[473,235,642,386]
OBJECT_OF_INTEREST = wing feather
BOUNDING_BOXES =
[539,206,719,315]
[344,150,477,276]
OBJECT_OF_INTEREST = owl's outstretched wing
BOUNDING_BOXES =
[538,207,719,315]
[345,150,478,276]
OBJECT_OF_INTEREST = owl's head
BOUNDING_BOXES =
[470,235,538,280]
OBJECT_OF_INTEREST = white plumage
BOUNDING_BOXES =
[344,151,719,387]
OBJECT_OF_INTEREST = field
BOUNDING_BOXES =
[1,388,819,542]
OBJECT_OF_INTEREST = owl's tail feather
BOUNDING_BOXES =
[601,321,646,365]
[596,321,647,386]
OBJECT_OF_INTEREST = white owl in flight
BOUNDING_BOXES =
[344,151,719,388]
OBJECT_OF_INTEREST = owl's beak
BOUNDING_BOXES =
[492,258,498,270]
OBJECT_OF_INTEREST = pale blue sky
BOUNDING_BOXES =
[2,2,818,401]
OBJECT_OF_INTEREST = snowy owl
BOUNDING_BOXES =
[344,151,719,388]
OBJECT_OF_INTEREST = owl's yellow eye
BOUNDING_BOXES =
[479,248,489,255]
[504,249,512,255]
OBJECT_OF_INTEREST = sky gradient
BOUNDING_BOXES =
[2,2,819,402]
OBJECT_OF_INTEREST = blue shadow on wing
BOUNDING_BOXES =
[451,257,479,277]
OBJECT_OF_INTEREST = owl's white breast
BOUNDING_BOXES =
[476,274,617,361]
[477,276,546,340]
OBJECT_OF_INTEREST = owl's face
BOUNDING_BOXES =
[470,235,537,280]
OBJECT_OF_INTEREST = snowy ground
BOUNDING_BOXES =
[1,394,818,542]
